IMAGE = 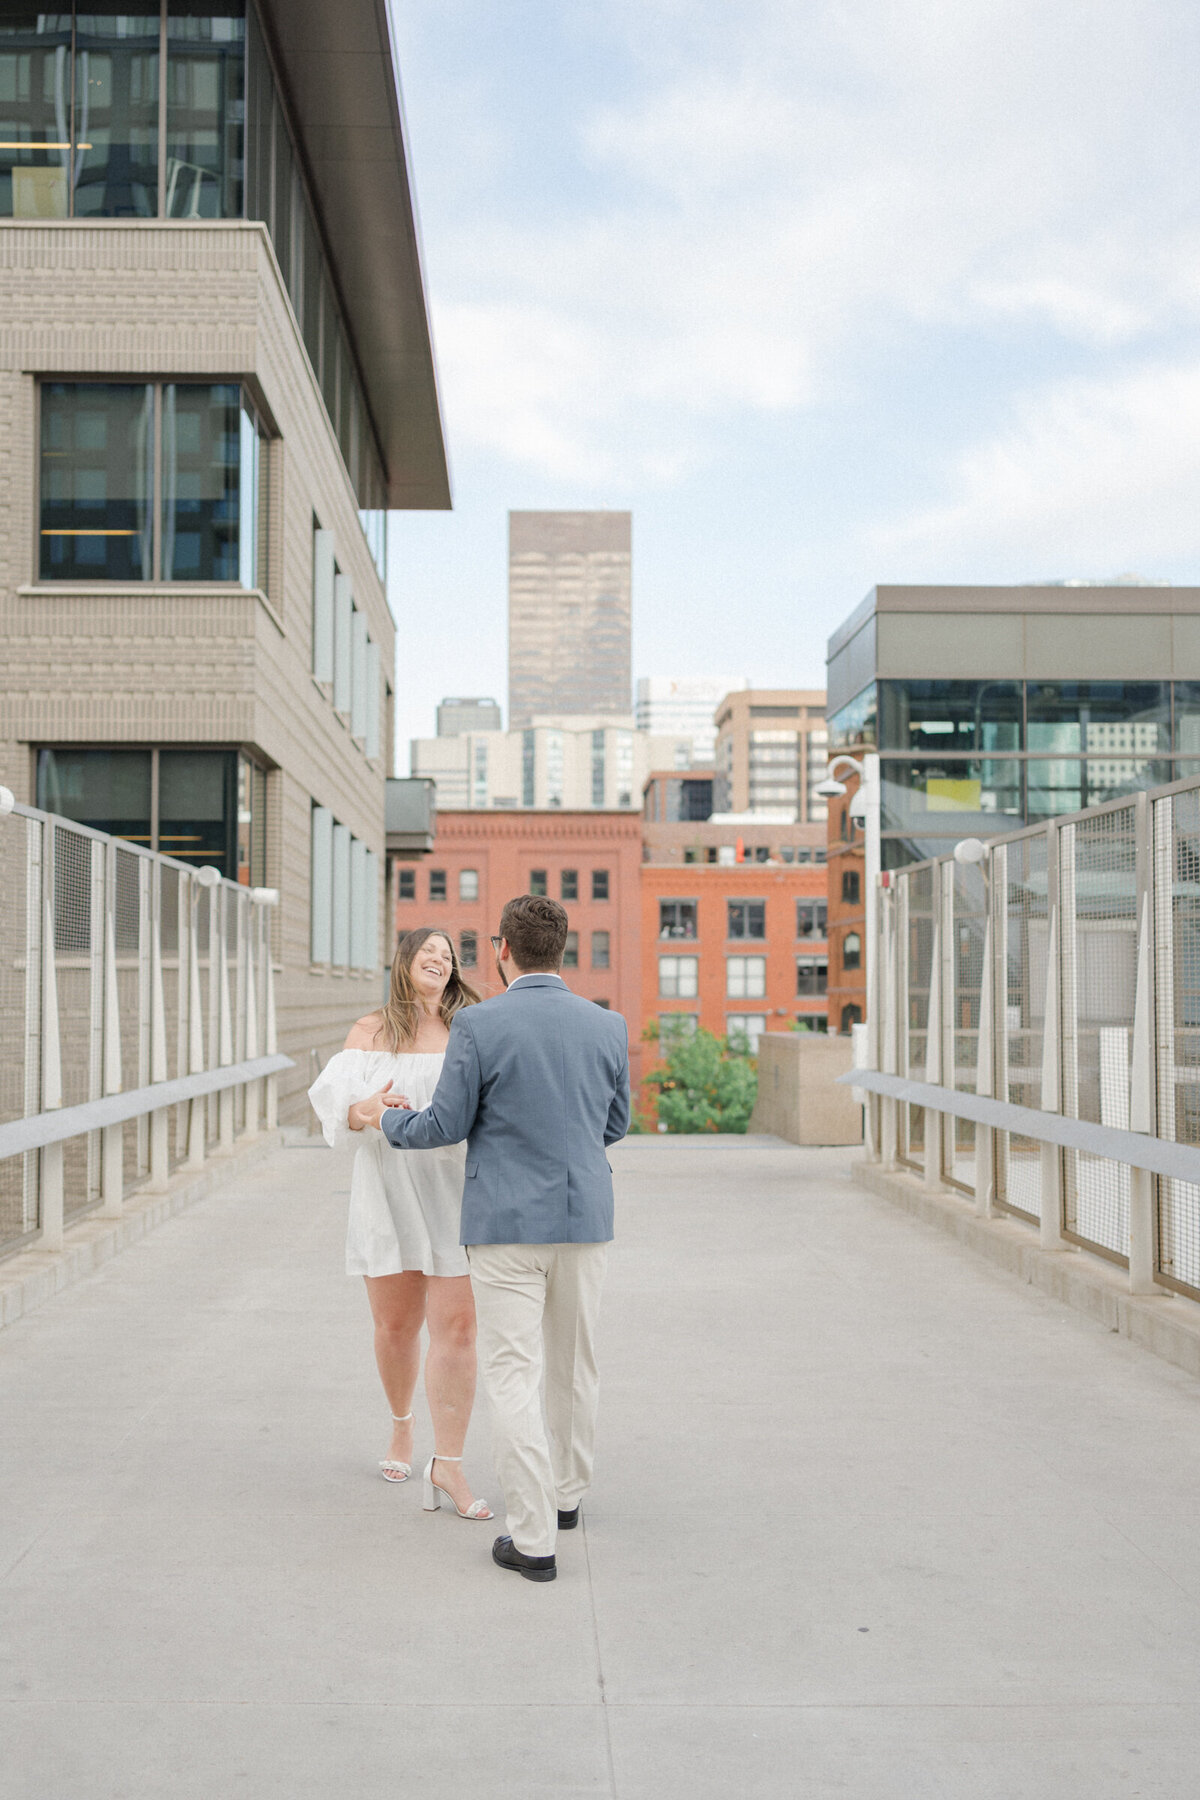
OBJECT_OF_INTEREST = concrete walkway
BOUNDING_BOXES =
[3,1136,1200,1798]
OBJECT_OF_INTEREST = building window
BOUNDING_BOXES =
[309,803,378,972]
[726,1014,767,1051]
[563,930,579,968]
[796,958,828,996]
[40,381,269,585]
[429,868,446,902]
[841,1003,862,1033]
[459,869,479,902]
[658,1013,698,1044]
[796,899,827,938]
[530,869,548,897]
[726,954,766,999]
[591,729,606,806]
[522,729,535,806]
[659,955,699,998]
[545,729,564,808]
[659,899,698,940]
[615,730,633,808]
[0,7,246,223]
[37,744,261,881]
[459,930,477,968]
[397,868,415,901]
[842,870,861,905]
[843,932,862,971]
[592,869,610,901]
[727,899,766,940]
[591,929,610,969]
[472,738,488,807]
[561,869,578,901]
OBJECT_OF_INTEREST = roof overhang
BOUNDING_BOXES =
[257,0,450,510]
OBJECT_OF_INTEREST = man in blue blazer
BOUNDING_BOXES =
[365,894,630,1583]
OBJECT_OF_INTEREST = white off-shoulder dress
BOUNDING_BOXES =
[307,1049,469,1278]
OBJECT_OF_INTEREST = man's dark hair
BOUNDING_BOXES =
[500,894,569,970]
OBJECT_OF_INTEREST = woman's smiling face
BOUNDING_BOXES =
[411,932,454,1003]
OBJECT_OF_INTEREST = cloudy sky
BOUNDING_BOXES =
[384,0,1200,756]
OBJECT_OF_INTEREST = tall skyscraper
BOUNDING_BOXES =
[508,511,631,727]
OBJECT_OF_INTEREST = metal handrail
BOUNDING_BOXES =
[0,1054,294,1159]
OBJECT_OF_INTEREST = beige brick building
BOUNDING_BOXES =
[0,2,449,1122]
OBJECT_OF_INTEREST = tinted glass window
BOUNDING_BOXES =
[879,680,1022,754]
[40,383,154,580]
[1027,682,1169,755]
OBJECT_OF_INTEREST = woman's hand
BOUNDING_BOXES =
[348,1088,414,1132]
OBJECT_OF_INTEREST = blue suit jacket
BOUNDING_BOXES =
[380,974,630,1245]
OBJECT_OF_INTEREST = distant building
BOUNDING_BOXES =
[411,716,691,811]
[643,769,826,867]
[825,582,1200,870]
[395,808,645,1078]
[508,511,632,727]
[713,690,828,821]
[635,676,749,763]
[437,697,502,737]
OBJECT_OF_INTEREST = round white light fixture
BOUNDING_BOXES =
[0,786,14,817]
[953,837,988,865]
[249,886,280,906]
[196,864,223,888]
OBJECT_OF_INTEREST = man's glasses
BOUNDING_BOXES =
[490,936,502,956]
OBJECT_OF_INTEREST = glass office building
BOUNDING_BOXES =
[826,587,1200,869]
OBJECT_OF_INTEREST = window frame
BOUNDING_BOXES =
[529,869,548,897]
[592,869,610,901]
[428,868,447,902]
[726,898,766,941]
[397,867,415,901]
[591,928,611,970]
[561,869,578,902]
[459,868,479,903]
[659,898,698,940]
[726,953,767,1000]
[658,954,699,999]
[37,378,270,588]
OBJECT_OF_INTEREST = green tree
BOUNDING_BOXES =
[642,1025,758,1134]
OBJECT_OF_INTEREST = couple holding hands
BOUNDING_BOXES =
[308,893,630,1583]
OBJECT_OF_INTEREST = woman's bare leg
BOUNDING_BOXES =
[364,1272,427,1466]
[424,1274,490,1515]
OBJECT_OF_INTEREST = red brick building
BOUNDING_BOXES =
[639,859,828,1091]
[825,774,867,1037]
[393,809,645,1076]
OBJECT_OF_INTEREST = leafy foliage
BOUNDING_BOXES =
[642,1025,758,1134]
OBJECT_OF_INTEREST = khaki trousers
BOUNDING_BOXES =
[466,1240,608,1558]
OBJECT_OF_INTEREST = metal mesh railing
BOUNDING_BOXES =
[994,832,1048,1223]
[1154,788,1200,1295]
[899,863,934,1169]
[1061,804,1138,1263]
[941,858,986,1195]
[0,798,282,1264]
[875,769,1200,1304]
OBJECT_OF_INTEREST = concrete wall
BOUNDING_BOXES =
[749,1032,863,1145]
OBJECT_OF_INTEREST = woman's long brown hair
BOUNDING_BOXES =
[378,928,481,1051]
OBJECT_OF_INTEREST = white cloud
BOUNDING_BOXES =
[872,357,1200,572]
[405,0,1200,504]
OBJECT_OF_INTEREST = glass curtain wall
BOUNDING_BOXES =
[1,0,386,575]
[42,380,267,581]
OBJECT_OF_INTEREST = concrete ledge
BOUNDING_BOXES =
[0,1130,283,1333]
[853,1158,1200,1382]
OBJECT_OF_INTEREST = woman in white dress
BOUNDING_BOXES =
[308,927,492,1521]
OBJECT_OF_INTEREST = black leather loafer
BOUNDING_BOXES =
[492,1535,557,1582]
[557,1506,580,1530]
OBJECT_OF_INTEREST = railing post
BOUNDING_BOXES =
[243,902,261,1138]
[185,877,207,1168]
[1039,822,1067,1250]
[101,842,124,1216]
[39,822,64,1252]
[147,859,170,1190]
[217,886,235,1154]
[974,855,996,1217]
[880,882,899,1169]
[923,896,943,1192]
[1129,791,1160,1295]
[264,904,279,1131]
[23,816,43,1237]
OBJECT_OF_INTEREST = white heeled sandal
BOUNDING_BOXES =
[422,1454,492,1520]
[379,1412,413,1483]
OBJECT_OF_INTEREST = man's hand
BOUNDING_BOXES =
[348,1087,413,1132]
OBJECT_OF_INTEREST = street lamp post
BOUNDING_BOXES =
[816,751,882,1157]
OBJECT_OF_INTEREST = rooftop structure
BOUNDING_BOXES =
[436,697,502,737]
